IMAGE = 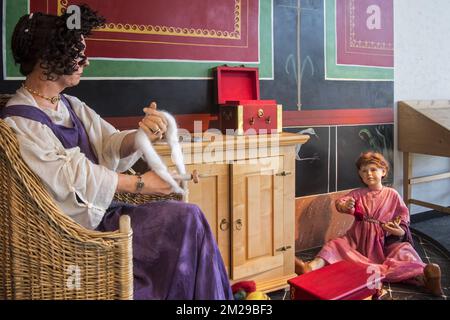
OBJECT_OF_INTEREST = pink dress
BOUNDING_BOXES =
[317,187,425,282]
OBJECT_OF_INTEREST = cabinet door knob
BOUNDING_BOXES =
[220,219,230,231]
[265,116,271,124]
[276,171,292,176]
[249,117,255,125]
[235,219,243,231]
[276,245,292,252]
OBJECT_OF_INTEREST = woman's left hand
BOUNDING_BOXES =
[139,102,168,142]
[382,221,405,237]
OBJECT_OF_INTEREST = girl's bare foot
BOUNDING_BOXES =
[295,257,312,275]
[423,263,444,296]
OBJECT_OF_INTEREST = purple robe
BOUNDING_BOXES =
[1,97,233,300]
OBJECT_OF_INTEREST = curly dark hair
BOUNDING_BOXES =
[11,4,105,80]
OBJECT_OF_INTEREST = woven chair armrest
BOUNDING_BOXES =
[113,192,182,204]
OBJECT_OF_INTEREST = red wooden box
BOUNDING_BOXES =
[288,261,385,300]
[215,66,282,135]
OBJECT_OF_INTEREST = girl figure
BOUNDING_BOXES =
[295,152,443,296]
[1,6,232,300]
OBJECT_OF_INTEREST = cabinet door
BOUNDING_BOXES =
[185,163,230,273]
[231,156,285,280]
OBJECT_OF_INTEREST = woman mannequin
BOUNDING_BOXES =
[2,5,232,300]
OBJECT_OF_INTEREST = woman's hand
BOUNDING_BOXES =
[139,171,177,195]
[138,102,168,142]
[382,221,405,237]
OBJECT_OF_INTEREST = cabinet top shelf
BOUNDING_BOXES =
[153,132,310,155]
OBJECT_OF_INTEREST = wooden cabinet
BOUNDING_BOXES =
[156,132,309,292]
[184,163,230,272]
[230,156,286,281]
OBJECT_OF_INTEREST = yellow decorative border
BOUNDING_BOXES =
[347,0,392,51]
[277,104,282,133]
[237,105,244,135]
[58,0,242,40]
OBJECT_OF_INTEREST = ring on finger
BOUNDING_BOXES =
[150,127,160,134]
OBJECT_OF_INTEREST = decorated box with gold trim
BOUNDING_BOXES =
[215,66,282,135]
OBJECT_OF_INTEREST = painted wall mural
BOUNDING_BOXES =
[288,0,394,199]
[286,124,393,197]
[3,0,273,79]
[325,0,393,80]
[0,0,395,199]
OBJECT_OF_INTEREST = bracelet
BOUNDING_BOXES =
[135,175,144,193]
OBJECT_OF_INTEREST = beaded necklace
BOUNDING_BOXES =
[22,83,61,104]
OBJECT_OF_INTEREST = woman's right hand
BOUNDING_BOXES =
[139,171,174,195]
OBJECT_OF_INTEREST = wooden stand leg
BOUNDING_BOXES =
[403,152,412,211]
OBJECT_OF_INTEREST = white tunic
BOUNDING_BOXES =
[4,87,143,229]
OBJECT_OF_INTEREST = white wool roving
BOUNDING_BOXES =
[134,110,186,194]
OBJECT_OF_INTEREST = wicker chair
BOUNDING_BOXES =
[0,94,181,299]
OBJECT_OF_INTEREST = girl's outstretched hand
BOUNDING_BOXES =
[382,221,405,237]
[337,197,355,213]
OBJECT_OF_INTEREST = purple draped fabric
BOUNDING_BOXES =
[1,98,233,300]
[1,95,99,164]
[97,200,233,300]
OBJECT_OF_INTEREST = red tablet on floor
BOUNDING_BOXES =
[288,261,385,300]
